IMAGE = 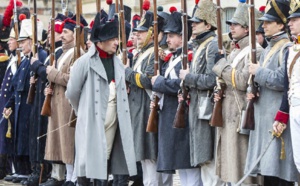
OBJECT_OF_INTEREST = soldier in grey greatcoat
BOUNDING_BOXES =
[125,11,162,186]
[246,1,299,185]
[179,0,224,185]
[212,2,263,185]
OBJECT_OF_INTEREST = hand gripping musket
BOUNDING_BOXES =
[241,0,257,130]
[210,0,226,127]
[13,0,21,66]
[173,0,188,129]
[146,0,159,133]
[26,0,38,104]
[41,0,56,116]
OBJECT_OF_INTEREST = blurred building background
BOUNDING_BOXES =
[0,0,267,33]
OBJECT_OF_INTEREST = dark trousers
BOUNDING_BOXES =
[264,176,294,186]
[77,177,108,186]
[14,155,31,175]
[112,175,129,186]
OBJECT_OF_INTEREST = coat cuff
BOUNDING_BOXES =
[125,67,133,81]
[274,110,289,125]
[212,58,229,78]
[184,73,196,88]
[30,60,42,73]
[253,67,267,86]
[47,68,59,83]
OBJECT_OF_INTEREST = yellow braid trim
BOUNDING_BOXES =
[135,73,143,88]
[142,27,153,49]
[231,68,236,88]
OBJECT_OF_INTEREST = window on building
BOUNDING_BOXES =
[222,7,236,33]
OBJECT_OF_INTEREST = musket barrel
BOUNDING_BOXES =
[119,0,127,65]
[173,0,188,129]
[41,0,56,116]
[26,0,38,104]
[210,0,226,127]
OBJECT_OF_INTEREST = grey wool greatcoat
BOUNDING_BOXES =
[65,43,137,180]
[44,42,77,164]
[184,31,218,166]
[212,36,263,183]
[153,49,192,172]
[245,33,299,182]
[125,43,158,161]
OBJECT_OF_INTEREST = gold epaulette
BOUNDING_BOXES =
[0,55,9,62]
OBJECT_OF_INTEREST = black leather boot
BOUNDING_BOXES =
[77,177,90,186]
[93,179,108,186]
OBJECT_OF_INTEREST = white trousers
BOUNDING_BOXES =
[51,163,66,181]
[201,160,226,186]
[178,168,202,186]
[105,82,118,159]
[290,105,300,173]
[140,159,173,186]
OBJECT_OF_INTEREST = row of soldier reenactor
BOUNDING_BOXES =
[0,0,300,186]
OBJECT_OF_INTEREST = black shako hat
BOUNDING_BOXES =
[157,11,170,32]
[288,0,300,19]
[91,13,119,42]
[55,13,67,22]
[164,11,182,34]
[62,14,88,33]
[134,11,154,31]
[259,0,290,24]
[108,3,132,23]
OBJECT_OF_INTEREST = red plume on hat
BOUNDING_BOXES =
[3,0,23,27]
[19,14,27,22]
[195,0,200,5]
[143,0,150,11]
[169,6,177,13]
[106,0,112,5]
[259,6,266,13]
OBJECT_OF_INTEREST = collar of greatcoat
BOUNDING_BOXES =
[87,43,123,87]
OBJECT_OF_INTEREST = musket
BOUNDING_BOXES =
[139,0,143,17]
[146,0,159,133]
[41,0,56,116]
[96,0,101,13]
[209,0,226,127]
[67,0,82,127]
[119,0,127,65]
[241,0,257,130]
[115,0,119,16]
[173,0,188,129]
[26,0,38,104]
[74,0,83,60]
[13,0,21,66]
